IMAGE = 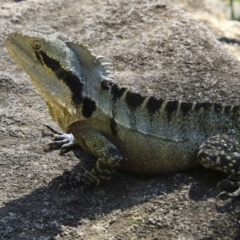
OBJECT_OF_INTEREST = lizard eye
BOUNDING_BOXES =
[30,41,42,51]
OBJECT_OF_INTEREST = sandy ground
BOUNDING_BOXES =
[1,0,240,239]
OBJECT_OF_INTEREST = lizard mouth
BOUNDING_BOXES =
[5,36,39,68]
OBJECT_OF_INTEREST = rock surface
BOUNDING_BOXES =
[1,0,240,239]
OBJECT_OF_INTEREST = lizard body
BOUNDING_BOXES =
[5,2,240,199]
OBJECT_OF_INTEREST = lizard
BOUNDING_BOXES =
[5,21,240,200]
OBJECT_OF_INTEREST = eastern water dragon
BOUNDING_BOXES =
[5,2,240,200]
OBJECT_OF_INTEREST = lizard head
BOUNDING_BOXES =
[5,25,112,118]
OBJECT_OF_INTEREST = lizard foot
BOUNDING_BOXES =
[216,176,240,202]
[44,124,78,154]
[49,168,99,192]
[198,134,240,202]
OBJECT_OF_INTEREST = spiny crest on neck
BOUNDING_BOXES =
[65,40,114,101]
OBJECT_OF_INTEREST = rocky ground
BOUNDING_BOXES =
[1,0,240,239]
[174,0,240,60]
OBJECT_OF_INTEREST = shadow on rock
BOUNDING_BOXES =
[1,151,239,239]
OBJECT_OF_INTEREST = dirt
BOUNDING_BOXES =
[1,0,240,239]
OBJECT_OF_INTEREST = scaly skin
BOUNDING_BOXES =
[5,25,240,200]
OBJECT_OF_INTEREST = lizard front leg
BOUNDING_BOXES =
[49,121,123,190]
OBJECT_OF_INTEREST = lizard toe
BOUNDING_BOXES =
[216,180,240,202]
[48,169,99,191]
[44,124,77,153]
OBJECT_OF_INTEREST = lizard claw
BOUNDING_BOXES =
[48,169,99,191]
[44,124,78,154]
[215,191,229,202]
[216,177,240,203]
